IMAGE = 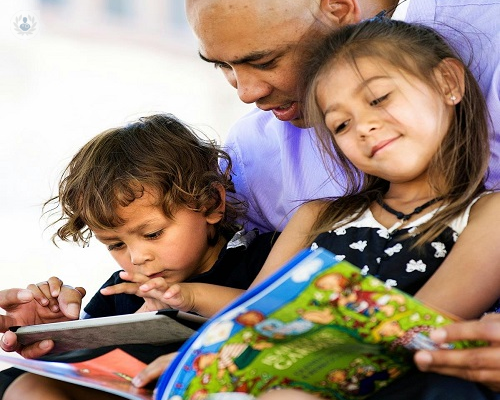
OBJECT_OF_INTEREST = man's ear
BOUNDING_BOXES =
[319,0,361,26]
[205,185,226,225]
[435,58,465,105]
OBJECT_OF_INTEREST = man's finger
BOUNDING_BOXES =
[19,339,54,359]
[434,318,500,343]
[0,288,34,309]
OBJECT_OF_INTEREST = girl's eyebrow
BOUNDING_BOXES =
[93,220,158,242]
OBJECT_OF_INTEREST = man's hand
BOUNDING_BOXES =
[0,277,85,358]
[414,313,500,392]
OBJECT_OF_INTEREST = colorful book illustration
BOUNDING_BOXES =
[0,248,480,399]
[156,248,478,400]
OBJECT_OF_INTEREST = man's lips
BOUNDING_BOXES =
[268,102,301,122]
[371,137,398,157]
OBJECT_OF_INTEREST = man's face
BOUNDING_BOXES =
[187,0,333,128]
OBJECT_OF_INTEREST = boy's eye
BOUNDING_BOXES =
[145,229,164,240]
[370,93,389,106]
[108,242,124,251]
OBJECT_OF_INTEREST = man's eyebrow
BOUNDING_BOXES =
[198,50,274,65]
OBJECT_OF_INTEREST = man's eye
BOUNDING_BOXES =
[251,60,276,70]
[214,62,231,70]
[370,93,389,106]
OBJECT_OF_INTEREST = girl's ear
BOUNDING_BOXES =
[319,0,361,26]
[435,58,465,105]
[205,185,226,225]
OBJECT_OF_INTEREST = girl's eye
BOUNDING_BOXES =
[334,120,350,134]
[108,242,124,251]
[370,93,389,106]
[145,229,164,240]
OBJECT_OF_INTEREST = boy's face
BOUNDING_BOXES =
[91,190,223,283]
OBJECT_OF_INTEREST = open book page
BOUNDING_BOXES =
[156,248,480,400]
[0,348,152,400]
[10,310,204,354]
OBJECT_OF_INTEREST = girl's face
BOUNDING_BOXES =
[91,190,223,283]
[316,57,454,184]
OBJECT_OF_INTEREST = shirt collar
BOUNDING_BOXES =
[391,0,411,20]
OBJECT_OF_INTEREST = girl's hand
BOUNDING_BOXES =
[131,352,178,388]
[414,313,500,392]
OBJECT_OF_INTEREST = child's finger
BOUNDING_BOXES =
[118,270,150,284]
[100,282,141,296]
[139,277,170,292]
[46,276,64,298]
[26,282,52,308]
[132,353,178,387]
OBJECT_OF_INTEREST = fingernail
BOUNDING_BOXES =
[39,340,52,350]
[132,376,142,387]
[51,304,60,312]
[18,289,33,301]
[2,335,10,346]
[67,303,80,319]
[414,351,433,370]
[429,328,447,342]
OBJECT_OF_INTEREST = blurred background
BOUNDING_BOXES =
[0,0,252,365]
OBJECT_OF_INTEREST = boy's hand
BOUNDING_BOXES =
[414,313,500,392]
[101,271,195,312]
[131,352,178,388]
[0,278,85,358]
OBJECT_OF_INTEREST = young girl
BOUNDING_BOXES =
[118,18,500,398]
[2,113,278,399]
[255,18,500,400]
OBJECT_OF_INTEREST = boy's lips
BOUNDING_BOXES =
[270,101,300,121]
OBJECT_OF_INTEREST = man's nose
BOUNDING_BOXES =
[232,69,272,104]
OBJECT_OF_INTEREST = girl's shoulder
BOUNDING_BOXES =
[468,191,500,218]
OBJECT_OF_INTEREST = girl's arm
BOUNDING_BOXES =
[415,192,500,319]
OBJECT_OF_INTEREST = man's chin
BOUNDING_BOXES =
[288,117,309,129]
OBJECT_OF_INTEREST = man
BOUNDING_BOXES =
[186,0,500,234]
[185,0,500,395]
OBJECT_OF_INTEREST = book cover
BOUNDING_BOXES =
[0,348,153,400]
[156,248,478,400]
[10,309,205,354]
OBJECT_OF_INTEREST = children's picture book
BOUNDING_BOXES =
[155,248,480,400]
[0,348,152,400]
[10,309,206,354]
[0,248,481,399]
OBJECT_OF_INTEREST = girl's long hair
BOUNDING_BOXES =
[302,18,490,246]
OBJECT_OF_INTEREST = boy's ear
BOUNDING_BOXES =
[205,185,226,225]
[319,0,361,26]
[435,58,465,105]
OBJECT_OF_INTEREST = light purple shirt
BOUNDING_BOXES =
[224,0,500,233]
